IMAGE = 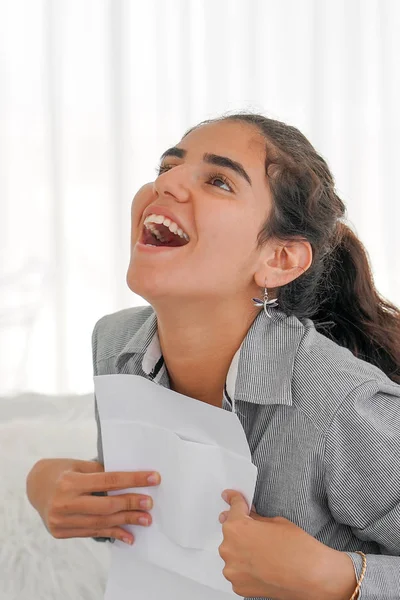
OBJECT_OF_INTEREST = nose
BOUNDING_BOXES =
[153,165,191,204]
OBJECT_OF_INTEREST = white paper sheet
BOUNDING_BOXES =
[94,374,258,599]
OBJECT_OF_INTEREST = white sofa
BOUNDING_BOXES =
[0,393,111,600]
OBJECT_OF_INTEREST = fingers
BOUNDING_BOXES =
[67,493,153,515]
[51,509,153,531]
[75,460,105,474]
[220,509,256,524]
[55,527,135,545]
[221,490,249,521]
[47,491,154,543]
[219,511,229,524]
[73,470,161,494]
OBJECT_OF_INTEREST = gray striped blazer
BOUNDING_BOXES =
[92,305,400,599]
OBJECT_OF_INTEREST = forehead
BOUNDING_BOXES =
[179,120,267,169]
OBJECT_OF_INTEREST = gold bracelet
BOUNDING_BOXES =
[349,551,367,600]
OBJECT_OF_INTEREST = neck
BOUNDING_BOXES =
[155,299,259,407]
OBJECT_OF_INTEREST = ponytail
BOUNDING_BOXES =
[313,223,400,384]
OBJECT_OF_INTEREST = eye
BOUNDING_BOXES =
[156,164,233,193]
[156,163,174,176]
[208,173,233,193]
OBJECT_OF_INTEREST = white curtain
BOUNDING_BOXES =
[1,0,399,395]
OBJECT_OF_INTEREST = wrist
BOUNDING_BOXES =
[313,548,357,600]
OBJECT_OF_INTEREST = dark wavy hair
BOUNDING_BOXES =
[186,113,400,384]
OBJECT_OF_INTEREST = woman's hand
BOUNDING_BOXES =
[218,490,357,600]
[26,458,161,545]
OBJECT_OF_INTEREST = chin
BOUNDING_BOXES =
[126,261,169,305]
[126,266,151,303]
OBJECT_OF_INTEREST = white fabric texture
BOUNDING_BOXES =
[0,393,110,600]
[1,0,400,395]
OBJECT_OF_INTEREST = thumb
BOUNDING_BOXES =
[223,490,249,521]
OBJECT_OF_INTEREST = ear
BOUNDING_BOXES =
[254,240,312,289]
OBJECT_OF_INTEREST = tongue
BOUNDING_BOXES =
[143,224,187,247]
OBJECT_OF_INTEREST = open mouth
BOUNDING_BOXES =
[141,214,190,247]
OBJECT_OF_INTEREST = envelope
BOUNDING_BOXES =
[94,374,258,599]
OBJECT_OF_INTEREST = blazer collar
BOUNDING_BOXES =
[115,307,305,406]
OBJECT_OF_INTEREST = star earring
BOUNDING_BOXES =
[252,282,278,318]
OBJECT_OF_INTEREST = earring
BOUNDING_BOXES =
[252,282,278,318]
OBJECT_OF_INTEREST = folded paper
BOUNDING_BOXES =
[95,374,258,599]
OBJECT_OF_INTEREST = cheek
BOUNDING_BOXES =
[130,183,154,230]
[202,214,259,258]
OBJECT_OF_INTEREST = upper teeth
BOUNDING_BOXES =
[144,214,189,241]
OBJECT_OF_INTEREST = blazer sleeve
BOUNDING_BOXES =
[324,379,400,599]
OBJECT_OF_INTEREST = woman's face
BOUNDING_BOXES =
[127,120,275,305]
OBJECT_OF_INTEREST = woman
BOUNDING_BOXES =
[27,113,400,600]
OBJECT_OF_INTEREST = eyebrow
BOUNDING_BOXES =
[160,147,186,161]
[159,147,252,186]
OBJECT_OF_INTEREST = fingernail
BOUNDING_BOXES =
[140,498,152,510]
[219,513,227,524]
[123,537,133,545]
[138,517,149,526]
[221,491,228,502]
[147,473,160,485]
